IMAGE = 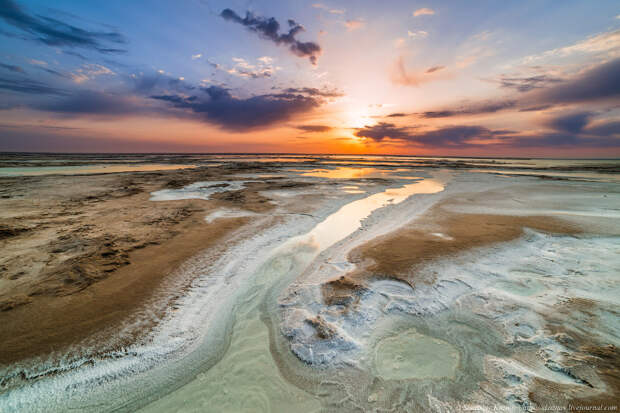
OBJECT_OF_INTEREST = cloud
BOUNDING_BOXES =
[151,85,326,131]
[524,29,620,63]
[507,132,619,148]
[532,58,620,104]
[425,65,444,73]
[28,58,47,66]
[354,120,619,149]
[281,87,343,97]
[35,91,143,115]
[391,56,447,86]
[222,57,280,79]
[545,111,593,134]
[0,0,126,53]
[70,63,114,83]
[354,122,509,147]
[386,112,407,117]
[413,8,435,17]
[0,62,25,73]
[295,124,332,133]
[407,30,428,38]
[344,19,364,31]
[418,58,620,117]
[129,71,195,95]
[220,9,321,64]
[584,120,620,137]
[0,75,67,95]
[191,53,202,60]
[495,74,563,92]
[38,67,70,78]
[419,100,518,118]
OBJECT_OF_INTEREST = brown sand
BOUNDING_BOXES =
[0,166,312,365]
[321,204,581,306]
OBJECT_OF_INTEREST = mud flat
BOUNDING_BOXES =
[1,161,618,412]
[0,163,317,366]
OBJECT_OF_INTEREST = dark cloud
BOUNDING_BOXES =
[354,121,618,149]
[354,122,510,147]
[220,9,321,64]
[130,72,195,94]
[518,104,553,112]
[426,65,445,74]
[386,112,407,117]
[295,124,332,133]
[546,112,593,134]
[533,58,620,104]
[419,59,620,119]
[584,120,620,137]
[507,133,618,148]
[151,86,322,131]
[420,100,517,118]
[0,75,67,95]
[0,62,25,73]
[36,91,143,115]
[496,74,563,92]
[281,87,342,97]
[0,0,126,53]
[37,66,71,78]
[353,122,415,142]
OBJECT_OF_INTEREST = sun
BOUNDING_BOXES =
[344,106,376,129]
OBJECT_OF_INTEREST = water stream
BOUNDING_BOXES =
[140,177,445,412]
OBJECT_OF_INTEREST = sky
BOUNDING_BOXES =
[0,0,619,156]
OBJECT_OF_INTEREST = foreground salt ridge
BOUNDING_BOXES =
[0,170,431,411]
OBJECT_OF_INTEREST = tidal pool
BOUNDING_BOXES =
[374,329,460,380]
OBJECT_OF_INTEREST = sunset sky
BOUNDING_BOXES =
[0,0,619,156]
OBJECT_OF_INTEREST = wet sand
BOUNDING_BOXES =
[0,164,308,365]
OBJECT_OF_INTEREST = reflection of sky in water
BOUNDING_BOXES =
[300,167,418,180]
[305,178,444,250]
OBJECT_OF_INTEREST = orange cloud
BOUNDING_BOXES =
[344,19,364,31]
[390,57,447,86]
[413,8,435,17]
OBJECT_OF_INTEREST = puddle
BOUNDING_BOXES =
[374,329,460,380]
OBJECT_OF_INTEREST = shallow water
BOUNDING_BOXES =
[374,328,460,380]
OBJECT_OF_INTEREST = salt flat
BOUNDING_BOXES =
[0,154,618,412]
